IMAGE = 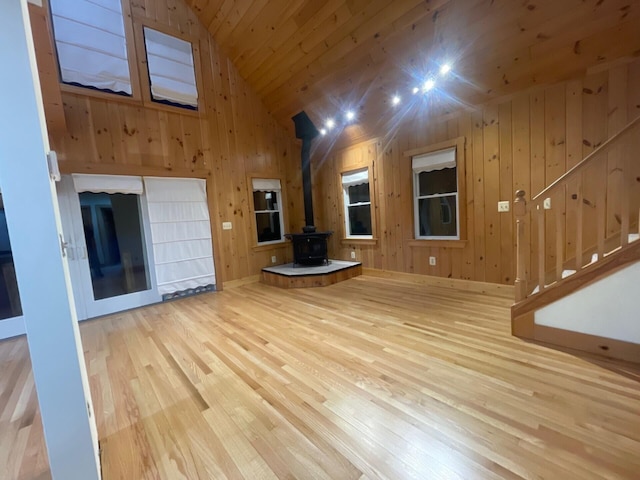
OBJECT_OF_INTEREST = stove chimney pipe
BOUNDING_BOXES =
[291,111,319,233]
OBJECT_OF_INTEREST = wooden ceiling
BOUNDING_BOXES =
[187,0,640,135]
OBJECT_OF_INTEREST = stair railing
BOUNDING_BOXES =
[515,115,640,303]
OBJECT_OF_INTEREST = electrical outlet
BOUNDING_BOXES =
[498,200,510,212]
[429,256,436,266]
[350,251,356,259]
[271,255,277,264]
[222,221,232,230]
[543,198,552,210]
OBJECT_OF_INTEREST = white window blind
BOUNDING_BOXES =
[341,169,368,188]
[49,0,132,94]
[72,174,143,194]
[144,28,198,108]
[412,147,456,173]
[143,177,215,295]
[252,178,281,191]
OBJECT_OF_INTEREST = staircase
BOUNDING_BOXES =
[511,115,640,363]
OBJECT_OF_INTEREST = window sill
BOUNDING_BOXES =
[252,241,289,252]
[407,239,467,249]
[341,237,378,246]
[59,83,202,117]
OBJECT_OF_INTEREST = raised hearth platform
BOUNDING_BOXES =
[261,260,362,288]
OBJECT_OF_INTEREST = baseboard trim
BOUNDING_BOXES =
[0,316,26,342]
[222,275,260,289]
[362,268,514,298]
[513,315,640,364]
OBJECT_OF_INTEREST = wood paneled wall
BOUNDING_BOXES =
[313,59,640,285]
[34,0,303,285]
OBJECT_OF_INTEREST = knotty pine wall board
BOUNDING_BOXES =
[314,59,640,285]
[33,0,301,285]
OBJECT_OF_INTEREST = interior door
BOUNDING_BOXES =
[57,176,161,320]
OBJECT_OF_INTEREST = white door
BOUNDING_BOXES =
[57,176,161,320]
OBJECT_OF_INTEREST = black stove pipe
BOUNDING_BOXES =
[291,111,319,232]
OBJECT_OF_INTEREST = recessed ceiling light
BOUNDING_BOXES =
[325,118,335,129]
[320,128,327,135]
[422,79,436,92]
[412,87,419,95]
[440,64,452,75]
[392,95,401,106]
[345,110,355,121]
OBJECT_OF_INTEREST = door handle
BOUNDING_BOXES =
[59,234,69,258]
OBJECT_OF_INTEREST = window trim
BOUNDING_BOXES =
[342,167,373,239]
[338,163,376,241]
[46,0,142,101]
[248,175,287,247]
[404,136,467,243]
[133,18,204,114]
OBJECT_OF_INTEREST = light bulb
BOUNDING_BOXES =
[440,64,451,75]
[422,79,435,92]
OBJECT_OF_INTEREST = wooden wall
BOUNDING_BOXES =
[313,59,640,285]
[33,0,303,285]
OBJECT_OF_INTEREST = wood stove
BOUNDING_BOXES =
[286,111,333,267]
[285,231,332,266]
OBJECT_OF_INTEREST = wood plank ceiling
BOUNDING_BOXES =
[187,0,640,135]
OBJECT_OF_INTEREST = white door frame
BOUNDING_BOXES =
[57,175,161,320]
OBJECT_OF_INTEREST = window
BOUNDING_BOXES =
[49,0,132,95]
[143,27,198,109]
[413,147,459,239]
[342,169,372,238]
[252,179,284,245]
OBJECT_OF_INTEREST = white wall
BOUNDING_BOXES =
[535,261,640,344]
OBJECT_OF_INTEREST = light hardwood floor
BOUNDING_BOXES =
[1,276,639,479]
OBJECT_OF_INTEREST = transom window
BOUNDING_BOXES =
[412,147,459,239]
[342,169,372,237]
[143,27,198,109]
[252,179,284,245]
[49,0,132,95]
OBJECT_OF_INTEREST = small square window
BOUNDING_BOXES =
[143,27,198,109]
[49,0,132,95]
[342,169,372,238]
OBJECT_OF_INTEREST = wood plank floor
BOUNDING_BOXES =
[1,275,640,479]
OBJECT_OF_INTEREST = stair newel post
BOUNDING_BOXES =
[514,190,528,302]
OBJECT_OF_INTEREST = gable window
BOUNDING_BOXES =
[342,169,372,238]
[252,179,284,245]
[412,147,459,239]
[49,0,132,95]
[143,27,198,109]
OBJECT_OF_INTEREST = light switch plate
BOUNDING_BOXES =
[543,198,552,209]
[271,256,277,263]
[222,221,232,230]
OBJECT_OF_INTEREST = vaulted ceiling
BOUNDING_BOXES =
[186,0,640,135]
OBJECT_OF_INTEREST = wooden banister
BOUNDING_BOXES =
[514,115,640,306]
[532,114,640,202]
[514,190,527,302]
